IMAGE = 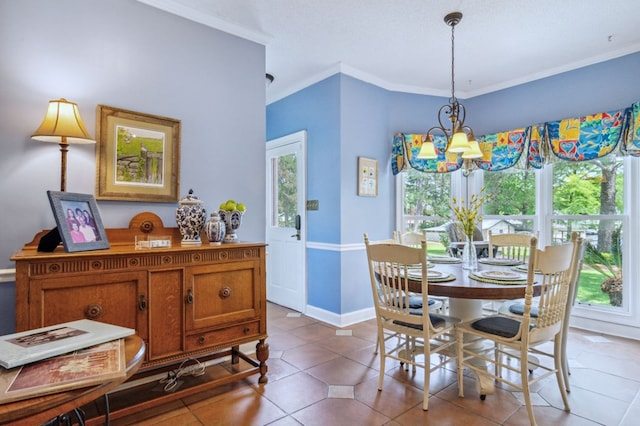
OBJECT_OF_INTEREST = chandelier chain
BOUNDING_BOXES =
[450,19,456,103]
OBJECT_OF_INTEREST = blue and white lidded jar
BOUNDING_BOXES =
[176,189,206,245]
[205,211,226,244]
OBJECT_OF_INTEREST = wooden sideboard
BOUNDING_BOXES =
[11,212,268,422]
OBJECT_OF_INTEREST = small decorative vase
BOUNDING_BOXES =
[462,235,478,271]
[205,211,226,244]
[176,189,206,245]
[219,210,244,243]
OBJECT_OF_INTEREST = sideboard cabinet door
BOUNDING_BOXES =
[185,260,262,334]
[28,271,148,342]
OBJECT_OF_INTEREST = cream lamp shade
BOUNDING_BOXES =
[447,129,471,152]
[461,140,483,159]
[32,98,95,191]
[417,140,438,159]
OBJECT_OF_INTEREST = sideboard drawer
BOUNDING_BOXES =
[186,321,260,351]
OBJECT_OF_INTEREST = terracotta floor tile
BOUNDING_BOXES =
[187,385,285,426]
[305,356,378,386]
[289,321,337,342]
[281,343,340,370]
[354,375,425,419]
[254,371,328,413]
[291,398,390,426]
[392,396,500,426]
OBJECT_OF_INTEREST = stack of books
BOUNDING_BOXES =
[0,320,134,403]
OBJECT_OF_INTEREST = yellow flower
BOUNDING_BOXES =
[443,187,490,240]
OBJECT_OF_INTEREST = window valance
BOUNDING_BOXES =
[392,101,640,175]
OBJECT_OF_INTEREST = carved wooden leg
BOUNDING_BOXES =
[256,339,269,383]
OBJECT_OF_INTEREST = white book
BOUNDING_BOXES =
[0,320,134,369]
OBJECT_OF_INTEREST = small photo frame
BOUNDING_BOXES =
[357,157,378,197]
[47,191,110,252]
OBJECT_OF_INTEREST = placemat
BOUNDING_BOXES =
[407,269,448,281]
[513,264,542,274]
[478,258,523,266]
[469,271,528,285]
[428,256,462,264]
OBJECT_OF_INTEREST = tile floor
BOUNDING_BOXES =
[111,302,640,426]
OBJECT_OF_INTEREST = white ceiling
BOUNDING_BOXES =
[139,0,640,104]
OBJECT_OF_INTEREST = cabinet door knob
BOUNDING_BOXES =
[219,287,231,299]
[243,327,250,334]
[138,294,148,311]
[198,336,205,344]
[84,304,103,320]
[185,288,194,304]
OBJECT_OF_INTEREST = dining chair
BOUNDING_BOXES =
[364,233,459,410]
[396,230,446,313]
[456,236,580,426]
[487,230,537,263]
[498,232,585,392]
[397,230,427,247]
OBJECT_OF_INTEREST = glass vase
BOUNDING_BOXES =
[461,236,478,271]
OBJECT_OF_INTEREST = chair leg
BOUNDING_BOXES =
[422,338,429,410]
[377,330,386,391]
[456,328,465,398]
[554,337,571,411]
[519,351,537,426]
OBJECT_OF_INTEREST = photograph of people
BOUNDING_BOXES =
[60,201,101,243]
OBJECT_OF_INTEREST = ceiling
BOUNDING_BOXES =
[139,0,640,104]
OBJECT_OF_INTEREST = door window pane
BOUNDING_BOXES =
[271,153,297,228]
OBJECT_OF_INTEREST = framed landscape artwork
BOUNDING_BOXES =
[96,105,181,202]
[47,191,110,252]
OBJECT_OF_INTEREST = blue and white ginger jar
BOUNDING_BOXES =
[205,211,226,244]
[176,189,206,245]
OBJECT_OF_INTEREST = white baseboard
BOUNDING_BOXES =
[304,304,375,328]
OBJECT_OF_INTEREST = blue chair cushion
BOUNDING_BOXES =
[471,316,521,338]
[508,303,538,318]
[393,310,445,329]
[397,295,435,309]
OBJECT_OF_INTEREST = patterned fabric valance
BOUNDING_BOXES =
[545,109,626,161]
[392,101,640,175]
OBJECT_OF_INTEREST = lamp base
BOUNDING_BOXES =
[37,227,61,252]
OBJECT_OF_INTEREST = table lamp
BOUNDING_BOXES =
[31,98,95,191]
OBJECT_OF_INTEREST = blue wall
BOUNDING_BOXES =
[267,52,640,319]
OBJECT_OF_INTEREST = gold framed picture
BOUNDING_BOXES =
[96,105,180,202]
[357,157,378,197]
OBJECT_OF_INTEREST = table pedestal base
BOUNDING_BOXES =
[449,298,495,396]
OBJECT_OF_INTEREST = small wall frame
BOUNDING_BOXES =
[357,157,378,197]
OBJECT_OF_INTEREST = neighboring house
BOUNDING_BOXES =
[483,219,516,238]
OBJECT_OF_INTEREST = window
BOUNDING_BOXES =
[399,168,451,255]
[483,167,537,235]
[551,157,625,309]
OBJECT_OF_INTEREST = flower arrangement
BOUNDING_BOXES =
[448,187,490,240]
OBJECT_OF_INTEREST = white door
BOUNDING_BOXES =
[265,131,306,312]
